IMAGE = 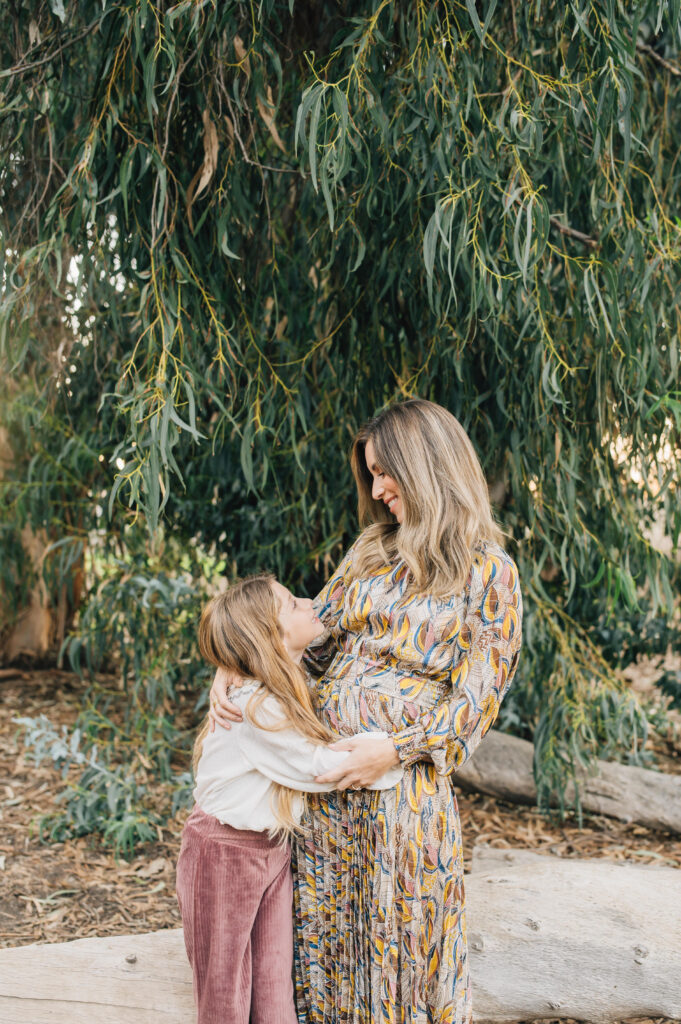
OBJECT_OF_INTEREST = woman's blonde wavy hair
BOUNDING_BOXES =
[351,399,503,596]
[193,574,331,838]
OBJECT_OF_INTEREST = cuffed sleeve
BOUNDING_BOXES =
[391,550,523,775]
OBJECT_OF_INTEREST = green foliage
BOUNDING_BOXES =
[15,713,165,855]
[62,532,220,764]
[502,594,653,820]
[2,0,681,846]
[14,532,219,850]
[656,667,681,711]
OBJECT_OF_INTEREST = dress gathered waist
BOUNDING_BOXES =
[314,649,452,737]
[323,648,450,703]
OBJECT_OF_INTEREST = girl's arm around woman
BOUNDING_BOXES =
[235,691,402,792]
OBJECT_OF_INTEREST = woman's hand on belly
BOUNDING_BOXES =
[315,736,400,789]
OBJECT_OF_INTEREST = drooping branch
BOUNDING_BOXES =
[636,40,681,77]
[0,19,103,80]
[549,215,598,248]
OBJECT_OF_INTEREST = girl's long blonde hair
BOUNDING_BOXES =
[351,399,503,596]
[193,574,331,836]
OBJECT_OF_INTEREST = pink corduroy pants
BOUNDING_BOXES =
[176,805,297,1024]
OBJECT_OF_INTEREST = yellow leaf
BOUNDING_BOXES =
[233,35,251,78]
[257,85,286,153]
[186,110,219,230]
[195,109,219,199]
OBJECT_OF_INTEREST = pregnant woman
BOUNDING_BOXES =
[211,398,522,1024]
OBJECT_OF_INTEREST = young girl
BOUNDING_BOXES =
[176,573,402,1024]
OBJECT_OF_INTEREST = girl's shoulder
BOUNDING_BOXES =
[230,682,289,731]
[227,679,263,708]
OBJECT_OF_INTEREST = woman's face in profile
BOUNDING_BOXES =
[364,438,404,523]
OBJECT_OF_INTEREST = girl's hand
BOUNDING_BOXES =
[314,737,400,789]
[208,666,245,732]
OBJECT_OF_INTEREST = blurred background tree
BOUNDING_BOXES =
[1,0,680,848]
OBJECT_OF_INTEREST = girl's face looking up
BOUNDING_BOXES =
[364,437,404,523]
[271,580,324,661]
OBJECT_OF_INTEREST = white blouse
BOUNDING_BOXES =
[193,681,402,832]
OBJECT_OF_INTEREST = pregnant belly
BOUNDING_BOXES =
[315,654,447,738]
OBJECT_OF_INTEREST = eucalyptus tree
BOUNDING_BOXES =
[1,0,680,840]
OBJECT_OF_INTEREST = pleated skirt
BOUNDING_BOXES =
[291,762,472,1024]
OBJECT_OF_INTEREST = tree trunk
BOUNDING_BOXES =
[456,730,681,834]
[468,847,681,1023]
[0,849,679,1022]
[0,929,192,1024]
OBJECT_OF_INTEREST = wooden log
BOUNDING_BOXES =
[0,668,29,680]
[0,929,193,1024]
[456,729,681,834]
[1,849,679,1022]
[468,847,681,1023]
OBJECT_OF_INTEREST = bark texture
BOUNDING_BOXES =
[468,847,681,1023]
[456,730,681,834]
[1,848,679,1022]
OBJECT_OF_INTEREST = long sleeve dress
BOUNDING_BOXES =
[291,540,523,1024]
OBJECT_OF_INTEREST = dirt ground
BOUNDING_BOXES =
[0,668,679,1024]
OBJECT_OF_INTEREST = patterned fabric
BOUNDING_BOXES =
[292,542,522,1024]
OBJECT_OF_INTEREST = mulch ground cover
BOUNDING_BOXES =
[1,667,679,1024]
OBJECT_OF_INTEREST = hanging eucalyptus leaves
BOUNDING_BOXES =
[1,0,679,842]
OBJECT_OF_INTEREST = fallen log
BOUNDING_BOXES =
[0,668,29,680]
[456,729,681,834]
[0,928,192,1024]
[469,847,681,1023]
[0,848,679,1023]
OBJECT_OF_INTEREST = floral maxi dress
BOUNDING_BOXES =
[292,542,523,1024]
